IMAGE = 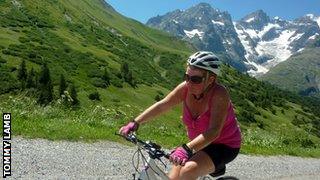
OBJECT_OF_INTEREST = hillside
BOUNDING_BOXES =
[0,0,319,157]
[261,41,320,97]
[0,0,193,93]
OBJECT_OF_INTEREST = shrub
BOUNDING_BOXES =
[90,77,107,88]
[88,91,101,101]
[154,94,161,102]
[237,109,257,123]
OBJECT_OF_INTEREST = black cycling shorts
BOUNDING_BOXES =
[201,143,240,172]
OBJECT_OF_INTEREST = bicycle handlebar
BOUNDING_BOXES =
[115,133,170,160]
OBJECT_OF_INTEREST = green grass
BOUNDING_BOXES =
[0,28,21,47]
[1,89,319,158]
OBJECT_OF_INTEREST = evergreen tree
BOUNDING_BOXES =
[70,84,79,106]
[17,60,27,89]
[121,62,129,77]
[103,68,111,86]
[59,74,67,96]
[26,68,35,88]
[120,62,135,87]
[38,63,53,105]
[126,70,136,87]
[39,63,50,84]
[17,60,27,81]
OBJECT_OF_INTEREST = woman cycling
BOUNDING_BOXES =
[119,51,241,180]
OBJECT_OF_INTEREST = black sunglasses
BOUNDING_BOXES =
[184,74,206,84]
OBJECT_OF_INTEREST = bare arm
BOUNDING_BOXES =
[134,82,186,124]
[186,85,230,152]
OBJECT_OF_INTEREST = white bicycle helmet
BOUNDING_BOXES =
[187,51,221,75]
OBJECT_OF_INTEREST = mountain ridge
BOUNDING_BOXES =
[147,3,248,72]
[146,3,320,77]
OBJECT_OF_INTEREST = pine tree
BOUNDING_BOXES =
[103,68,110,86]
[26,68,35,88]
[121,62,129,77]
[38,63,53,105]
[39,63,50,84]
[17,60,27,81]
[59,74,67,96]
[70,84,79,106]
[17,60,27,89]
[121,62,135,87]
[127,70,135,87]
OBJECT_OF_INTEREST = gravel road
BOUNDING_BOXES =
[2,137,320,179]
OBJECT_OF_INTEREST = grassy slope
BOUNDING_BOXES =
[59,0,192,55]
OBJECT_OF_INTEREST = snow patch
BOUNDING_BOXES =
[246,29,259,39]
[184,29,204,40]
[245,61,269,76]
[242,23,281,40]
[306,14,320,28]
[258,23,281,38]
[310,15,320,28]
[274,16,281,20]
[309,33,319,40]
[246,17,255,23]
[223,39,233,45]
[289,33,304,42]
[212,20,224,26]
[234,22,256,60]
[172,19,179,24]
[306,14,315,19]
[256,30,295,69]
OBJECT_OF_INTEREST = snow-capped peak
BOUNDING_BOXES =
[306,14,315,19]
[304,14,320,28]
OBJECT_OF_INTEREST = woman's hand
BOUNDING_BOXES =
[169,144,193,166]
[119,121,139,136]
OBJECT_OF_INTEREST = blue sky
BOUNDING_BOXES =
[105,0,320,23]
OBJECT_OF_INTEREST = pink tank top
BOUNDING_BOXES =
[182,86,241,148]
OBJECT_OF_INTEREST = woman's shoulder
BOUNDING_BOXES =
[211,83,230,101]
[168,82,187,101]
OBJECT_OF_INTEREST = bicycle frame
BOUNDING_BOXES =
[137,155,169,180]
[116,133,218,180]
[116,133,170,180]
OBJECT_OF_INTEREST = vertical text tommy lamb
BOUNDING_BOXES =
[3,113,11,178]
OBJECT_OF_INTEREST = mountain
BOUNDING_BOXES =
[260,38,320,97]
[147,3,248,72]
[235,11,320,76]
[146,4,320,76]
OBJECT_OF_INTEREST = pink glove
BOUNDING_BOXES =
[169,144,193,166]
[119,121,139,136]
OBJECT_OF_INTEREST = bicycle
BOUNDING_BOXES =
[116,133,170,179]
[116,133,238,180]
